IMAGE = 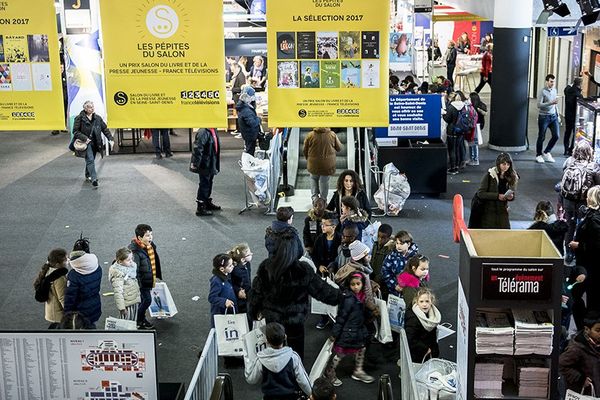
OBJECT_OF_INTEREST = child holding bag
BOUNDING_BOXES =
[404,287,441,364]
[325,272,374,387]
[108,247,141,321]
[208,253,237,328]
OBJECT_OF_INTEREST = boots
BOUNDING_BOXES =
[195,201,213,216]
[351,348,375,384]
[325,354,343,387]
[206,198,222,211]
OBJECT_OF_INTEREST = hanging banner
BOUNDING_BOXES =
[267,0,389,127]
[99,0,226,128]
[0,0,65,130]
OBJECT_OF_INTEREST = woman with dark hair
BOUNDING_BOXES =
[327,169,371,218]
[250,234,341,360]
[34,248,68,328]
[470,152,519,229]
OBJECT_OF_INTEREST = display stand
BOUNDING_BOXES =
[575,99,600,162]
[457,229,563,400]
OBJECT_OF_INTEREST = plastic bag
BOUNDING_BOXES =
[373,163,411,216]
[415,358,457,400]
[240,152,271,205]
[361,220,381,252]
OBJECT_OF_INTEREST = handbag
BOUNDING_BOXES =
[214,307,249,357]
[104,316,137,330]
[148,281,178,318]
[74,139,88,151]
[566,384,596,400]
[387,294,406,332]
[374,295,393,343]
[310,274,338,319]
[308,338,334,384]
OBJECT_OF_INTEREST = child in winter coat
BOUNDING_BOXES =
[229,243,253,314]
[334,240,377,314]
[64,237,102,329]
[381,231,419,298]
[404,288,441,363]
[327,224,358,274]
[325,272,375,386]
[370,223,394,285]
[245,322,312,399]
[397,254,430,307]
[304,197,327,256]
[108,247,141,321]
[34,248,68,329]
[339,196,369,241]
[208,253,237,328]
[559,311,600,395]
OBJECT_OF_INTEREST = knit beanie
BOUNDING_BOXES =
[349,240,369,261]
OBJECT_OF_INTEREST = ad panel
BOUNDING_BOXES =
[0,0,65,130]
[267,0,389,127]
[100,0,226,128]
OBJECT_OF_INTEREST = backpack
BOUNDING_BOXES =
[561,161,593,201]
[454,104,477,136]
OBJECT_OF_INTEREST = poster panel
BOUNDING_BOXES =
[0,331,158,400]
[0,0,65,130]
[481,262,554,302]
[267,0,389,127]
[100,0,227,128]
[456,278,469,400]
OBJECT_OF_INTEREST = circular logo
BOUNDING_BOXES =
[146,5,179,39]
[298,109,307,118]
[114,91,128,106]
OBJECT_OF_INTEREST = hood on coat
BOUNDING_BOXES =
[109,261,137,280]
[346,209,369,223]
[334,261,372,285]
[256,346,293,373]
[307,208,324,221]
[69,252,99,275]
[270,220,297,233]
[235,100,255,112]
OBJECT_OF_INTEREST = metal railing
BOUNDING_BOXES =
[183,329,218,400]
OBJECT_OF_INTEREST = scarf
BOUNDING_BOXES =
[134,238,156,286]
[69,251,99,275]
[110,261,138,280]
[412,303,441,332]
[354,290,366,303]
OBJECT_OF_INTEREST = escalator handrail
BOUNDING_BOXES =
[280,127,291,190]
[209,373,234,400]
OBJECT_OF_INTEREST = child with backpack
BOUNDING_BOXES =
[443,91,476,175]
[34,248,68,329]
[245,322,312,399]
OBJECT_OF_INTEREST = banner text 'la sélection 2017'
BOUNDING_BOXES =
[0,0,65,130]
[100,0,226,128]
[267,0,390,128]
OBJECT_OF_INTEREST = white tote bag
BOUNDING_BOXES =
[310,276,338,319]
[242,322,268,365]
[566,385,596,400]
[476,123,483,145]
[374,297,393,343]
[214,308,249,357]
[388,294,406,333]
[104,316,137,330]
[149,281,178,318]
[309,338,334,384]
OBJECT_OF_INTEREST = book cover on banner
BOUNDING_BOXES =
[340,31,360,59]
[361,60,379,88]
[341,61,360,88]
[277,32,296,59]
[317,31,338,59]
[4,35,29,63]
[297,31,316,59]
[277,61,298,88]
[300,60,320,88]
[320,60,340,88]
[27,34,50,62]
[361,31,380,59]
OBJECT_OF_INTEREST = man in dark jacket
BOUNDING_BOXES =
[190,128,221,216]
[236,85,262,156]
[564,78,583,156]
[129,224,163,329]
[70,101,114,187]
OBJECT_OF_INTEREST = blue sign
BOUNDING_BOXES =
[375,94,442,140]
[548,27,576,37]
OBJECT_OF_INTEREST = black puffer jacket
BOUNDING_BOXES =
[129,240,163,289]
[574,207,600,277]
[190,128,220,176]
[332,289,369,349]
[72,110,113,155]
[250,259,341,326]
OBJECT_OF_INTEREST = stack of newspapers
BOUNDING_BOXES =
[475,311,514,355]
[518,361,550,398]
[474,361,505,398]
[512,309,553,355]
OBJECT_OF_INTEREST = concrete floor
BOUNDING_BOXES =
[0,98,569,398]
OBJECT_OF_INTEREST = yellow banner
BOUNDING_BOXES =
[267,0,389,128]
[0,1,65,130]
[100,0,226,128]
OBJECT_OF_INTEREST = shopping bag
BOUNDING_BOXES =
[242,322,268,364]
[149,281,178,318]
[415,358,458,400]
[214,308,249,357]
[387,294,406,332]
[437,323,455,341]
[566,385,596,400]
[476,123,483,145]
[104,316,137,330]
[374,297,393,343]
[309,338,334,384]
[310,276,338,319]
[361,220,381,252]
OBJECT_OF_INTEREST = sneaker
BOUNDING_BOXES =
[92,180,98,187]
[141,319,154,329]
[155,154,163,159]
[316,319,329,330]
[352,370,375,384]
[234,133,242,139]
[467,160,479,166]
[165,152,173,158]
[447,168,458,175]
[535,155,545,163]
[542,153,555,163]
[332,378,342,387]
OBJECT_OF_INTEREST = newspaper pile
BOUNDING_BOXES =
[512,310,554,355]
[475,311,514,355]
[517,359,550,399]
[474,361,504,398]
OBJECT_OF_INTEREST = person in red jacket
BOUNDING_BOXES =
[475,44,493,93]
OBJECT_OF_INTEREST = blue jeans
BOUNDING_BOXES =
[137,288,152,323]
[84,145,97,181]
[152,129,171,155]
[536,114,560,156]
[469,135,479,162]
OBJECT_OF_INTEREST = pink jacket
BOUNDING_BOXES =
[397,271,429,288]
